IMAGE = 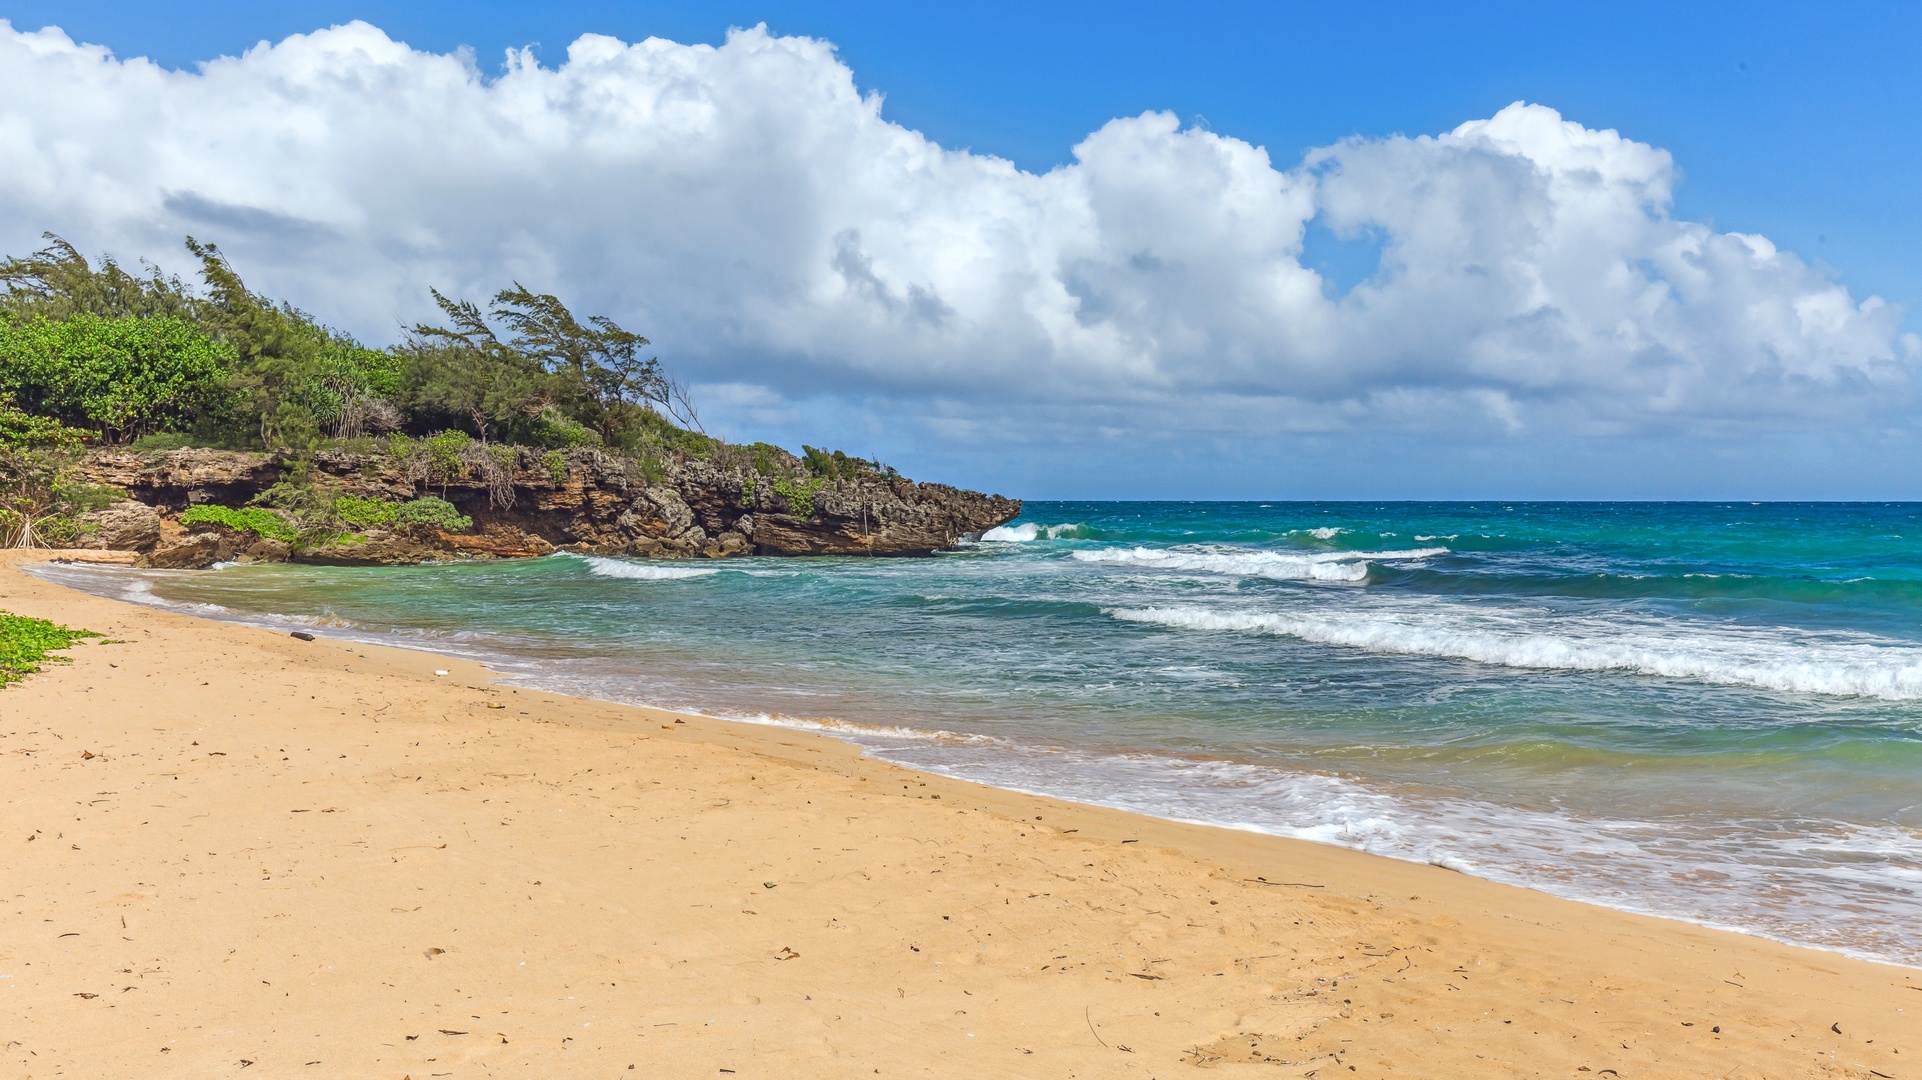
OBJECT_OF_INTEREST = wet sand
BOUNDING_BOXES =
[3,549,1916,1078]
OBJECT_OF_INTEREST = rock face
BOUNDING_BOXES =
[145,530,231,570]
[73,501,162,552]
[80,451,281,510]
[73,447,1021,567]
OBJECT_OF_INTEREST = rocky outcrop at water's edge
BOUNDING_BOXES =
[71,448,1021,569]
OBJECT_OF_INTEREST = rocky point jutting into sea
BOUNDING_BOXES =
[67,447,1021,568]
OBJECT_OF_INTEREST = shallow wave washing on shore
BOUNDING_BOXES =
[45,565,239,618]
[852,737,1922,966]
[1072,545,1448,582]
[347,612,1919,966]
[1110,603,1922,699]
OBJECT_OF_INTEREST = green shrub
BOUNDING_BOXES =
[0,394,86,450]
[330,495,398,528]
[0,610,100,688]
[317,494,472,533]
[771,477,824,519]
[0,313,231,444]
[634,453,666,485]
[389,497,472,532]
[747,442,785,477]
[528,412,602,449]
[802,444,878,481]
[542,450,567,486]
[178,504,297,542]
[424,429,471,491]
[60,481,118,515]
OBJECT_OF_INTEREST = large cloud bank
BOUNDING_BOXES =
[0,19,1914,451]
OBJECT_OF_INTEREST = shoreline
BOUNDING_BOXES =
[5,549,1917,1077]
[30,553,1918,972]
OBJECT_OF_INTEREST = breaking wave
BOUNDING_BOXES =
[1072,545,1448,582]
[980,522,1093,542]
[1110,603,1922,699]
[573,554,720,580]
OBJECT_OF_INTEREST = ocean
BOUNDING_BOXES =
[38,501,1922,967]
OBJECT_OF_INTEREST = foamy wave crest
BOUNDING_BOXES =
[1110,604,1922,699]
[980,522,1089,542]
[574,555,719,581]
[714,710,1002,746]
[1072,545,1447,582]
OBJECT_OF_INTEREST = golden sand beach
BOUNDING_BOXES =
[2,549,1916,1078]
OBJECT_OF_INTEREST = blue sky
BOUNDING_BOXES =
[2,2,1919,498]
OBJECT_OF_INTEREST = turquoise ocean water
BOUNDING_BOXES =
[40,502,1922,966]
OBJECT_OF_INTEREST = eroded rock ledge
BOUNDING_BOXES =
[72,448,1021,568]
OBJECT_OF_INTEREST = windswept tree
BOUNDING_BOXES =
[0,235,702,457]
[405,284,694,448]
[400,290,554,443]
[0,233,198,322]
[489,283,664,440]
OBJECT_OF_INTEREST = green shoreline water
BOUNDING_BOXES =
[40,501,1922,966]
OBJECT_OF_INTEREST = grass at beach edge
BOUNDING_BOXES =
[0,609,100,688]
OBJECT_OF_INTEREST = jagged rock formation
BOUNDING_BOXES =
[72,447,1020,568]
[72,501,162,552]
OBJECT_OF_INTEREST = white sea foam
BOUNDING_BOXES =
[575,555,720,580]
[862,739,1922,965]
[709,710,1002,746]
[31,563,236,616]
[1298,526,1345,540]
[1111,603,1922,699]
[980,522,1087,542]
[1072,545,1447,582]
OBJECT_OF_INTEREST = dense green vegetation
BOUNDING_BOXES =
[0,234,895,549]
[0,234,689,452]
[0,313,230,443]
[176,505,298,542]
[323,495,472,533]
[0,609,99,688]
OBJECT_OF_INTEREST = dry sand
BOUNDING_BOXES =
[2,549,1917,1078]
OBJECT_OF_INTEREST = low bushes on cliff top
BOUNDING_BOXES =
[387,496,472,532]
[185,495,474,544]
[178,504,297,542]
[329,494,471,533]
[0,610,99,689]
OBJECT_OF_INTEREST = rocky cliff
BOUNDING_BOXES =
[72,447,1020,568]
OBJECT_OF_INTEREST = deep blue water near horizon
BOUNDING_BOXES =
[40,500,1922,966]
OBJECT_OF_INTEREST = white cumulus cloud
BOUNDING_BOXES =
[0,18,1913,456]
